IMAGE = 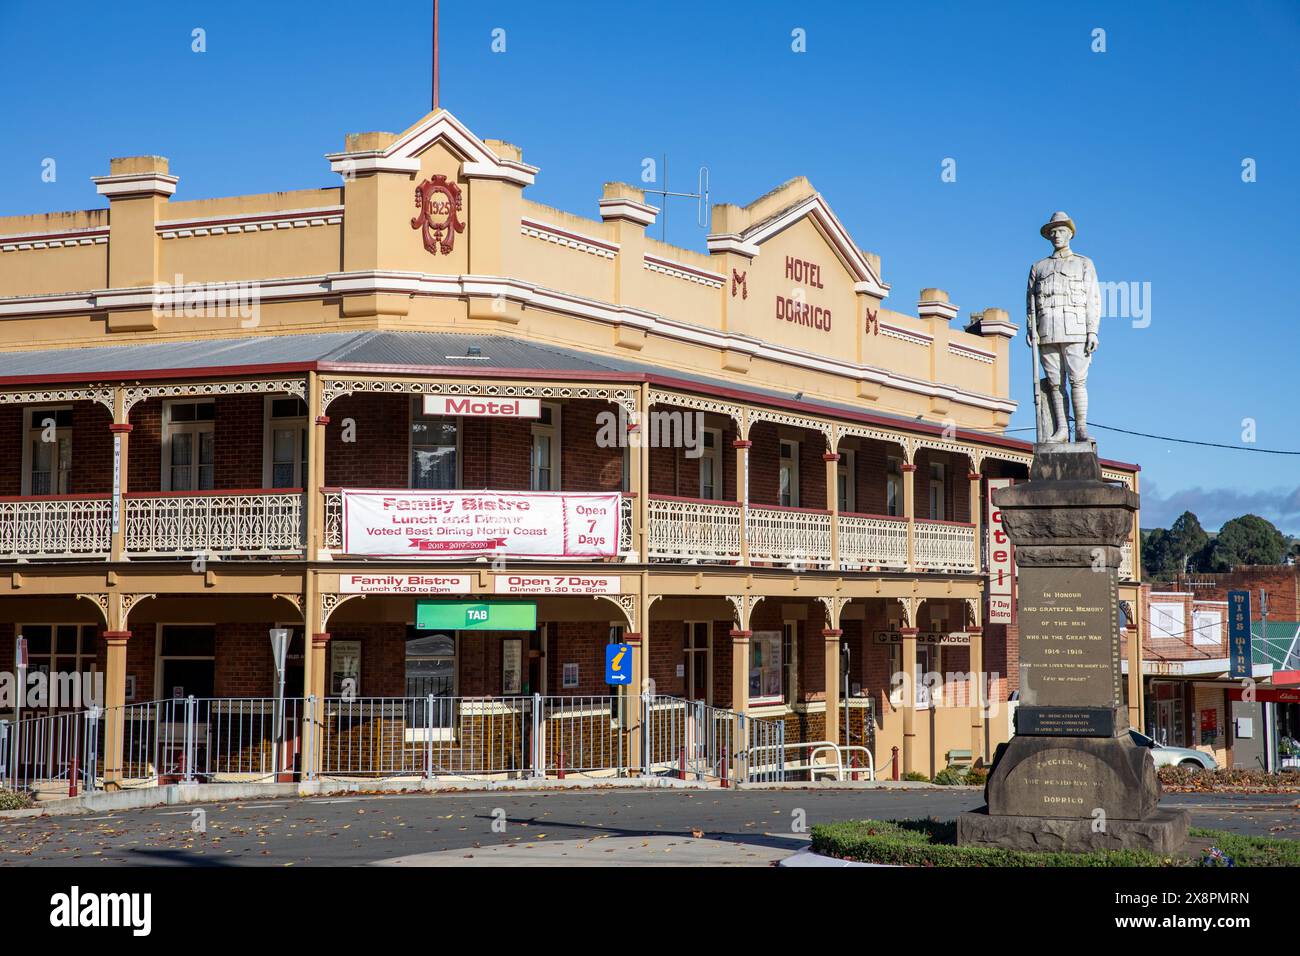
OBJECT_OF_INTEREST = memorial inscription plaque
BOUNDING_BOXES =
[1015,565,1125,737]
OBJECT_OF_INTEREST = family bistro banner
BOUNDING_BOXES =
[341,490,621,559]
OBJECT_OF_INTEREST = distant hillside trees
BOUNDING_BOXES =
[1142,511,1288,580]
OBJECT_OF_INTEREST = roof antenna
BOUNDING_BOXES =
[432,0,440,110]
[641,155,711,242]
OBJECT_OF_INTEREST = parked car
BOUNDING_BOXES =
[1129,730,1218,770]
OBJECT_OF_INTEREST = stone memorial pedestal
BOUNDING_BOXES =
[957,443,1189,854]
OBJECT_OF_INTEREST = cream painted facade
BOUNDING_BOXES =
[0,108,1143,786]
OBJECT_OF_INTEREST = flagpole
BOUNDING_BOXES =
[432,0,440,110]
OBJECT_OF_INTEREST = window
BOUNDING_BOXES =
[23,407,73,495]
[405,627,457,738]
[405,627,456,697]
[781,621,799,704]
[18,624,98,712]
[916,644,938,708]
[750,630,783,704]
[779,440,800,507]
[928,462,946,520]
[163,401,215,491]
[886,457,902,517]
[264,396,308,489]
[888,640,904,706]
[156,624,216,700]
[836,449,856,512]
[410,399,459,489]
[530,402,561,490]
[699,427,724,500]
[330,640,361,696]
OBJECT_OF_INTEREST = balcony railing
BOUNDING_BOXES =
[647,495,741,563]
[914,519,978,574]
[747,505,832,569]
[0,489,989,575]
[838,512,909,571]
[0,494,112,559]
[124,489,304,557]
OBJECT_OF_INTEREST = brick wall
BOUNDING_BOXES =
[1173,567,1300,622]
[325,395,409,488]
[69,402,113,494]
[213,396,263,489]
[983,622,1018,695]
[559,400,625,492]
[128,403,162,493]
[0,407,20,495]
[648,617,685,697]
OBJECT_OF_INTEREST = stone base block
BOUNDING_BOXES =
[956,806,1190,855]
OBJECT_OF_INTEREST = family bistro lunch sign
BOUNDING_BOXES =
[341,490,621,559]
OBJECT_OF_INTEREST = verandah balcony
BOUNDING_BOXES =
[0,490,305,560]
[0,489,987,572]
[0,488,1123,578]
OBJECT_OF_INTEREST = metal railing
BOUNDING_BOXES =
[0,708,100,795]
[837,512,909,570]
[315,696,532,778]
[2,693,793,796]
[536,695,632,776]
[0,495,112,559]
[647,495,741,563]
[746,505,832,568]
[642,695,785,783]
[125,490,304,557]
[914,519,978,573]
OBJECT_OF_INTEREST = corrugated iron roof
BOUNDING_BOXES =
[0,329,1050,460]
[0,331,625,377]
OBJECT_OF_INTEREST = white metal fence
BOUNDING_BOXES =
[837,512,909,570]
[124,491,304,557]
[0,495,112,559]
[914,520,978,573]
[746,506,832,568]
[647,496,742,563]
[1,693,786,795]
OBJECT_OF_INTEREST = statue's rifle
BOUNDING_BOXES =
[1029,321,1044,445]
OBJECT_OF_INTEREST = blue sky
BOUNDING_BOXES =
[1,1,1297,532]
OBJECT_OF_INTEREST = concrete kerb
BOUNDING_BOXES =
[0,777,972,818]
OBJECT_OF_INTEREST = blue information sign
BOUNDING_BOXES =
[1227,590,1252,681]
[605,643,632,685]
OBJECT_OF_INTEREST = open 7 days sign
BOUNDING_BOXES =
[341,490,621,560]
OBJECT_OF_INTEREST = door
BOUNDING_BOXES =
[684,622,711,703]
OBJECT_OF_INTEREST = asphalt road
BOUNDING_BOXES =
[1,788,1296,867]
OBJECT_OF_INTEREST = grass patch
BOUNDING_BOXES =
[811,818,1299,867]
[1188,827,1300,867]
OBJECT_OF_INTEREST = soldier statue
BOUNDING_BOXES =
[1026,211,1101,443]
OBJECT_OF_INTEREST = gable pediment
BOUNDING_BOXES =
[708,188,888,299]
[325,109,537,186]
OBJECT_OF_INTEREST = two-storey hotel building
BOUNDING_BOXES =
[0,108,1144,787]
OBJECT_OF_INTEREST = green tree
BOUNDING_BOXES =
[1142,528,1179,581]
[1167,511,1209,570]
[1203,514,1287,571]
